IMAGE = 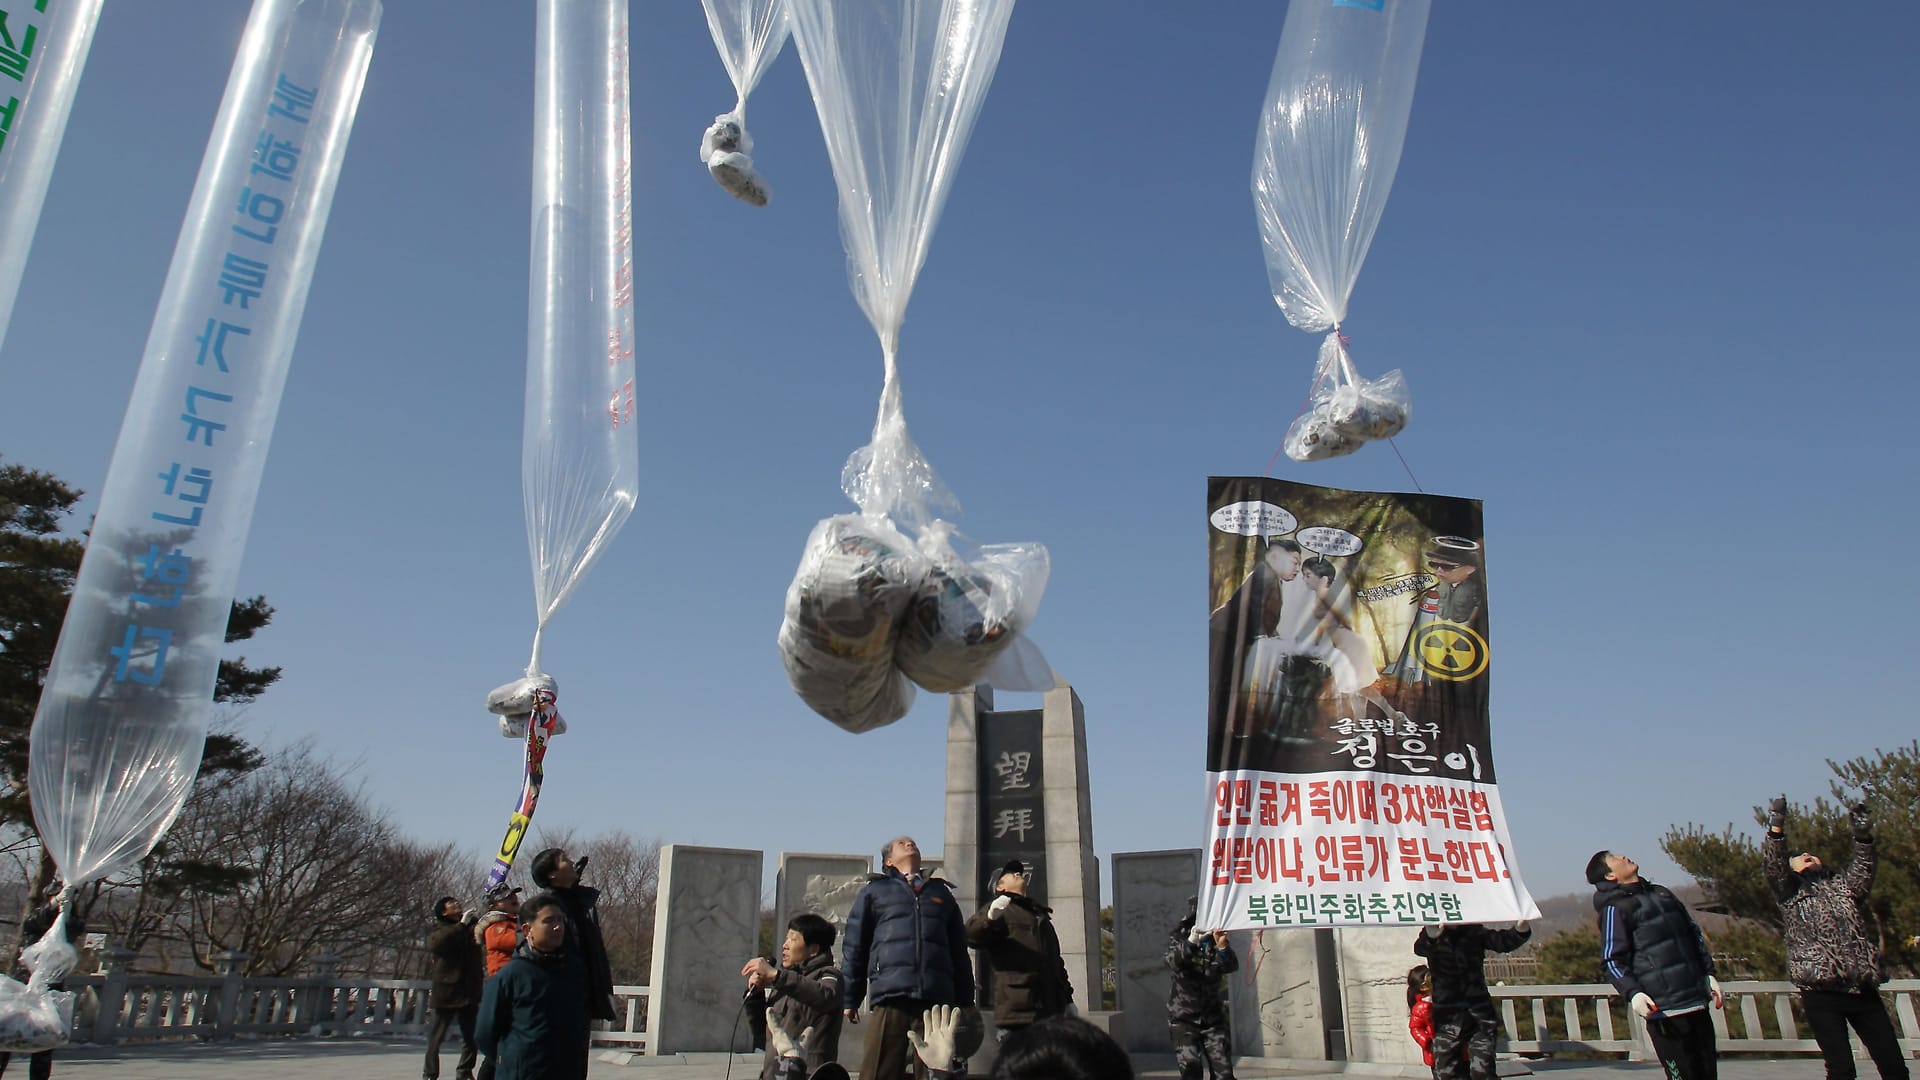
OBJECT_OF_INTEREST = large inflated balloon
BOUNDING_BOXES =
[28,0,379,895]
[0,0,103,355]
[1253,0,1429,461]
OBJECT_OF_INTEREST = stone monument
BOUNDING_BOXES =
[645,844,762,1055]
[945,682,1102,1026]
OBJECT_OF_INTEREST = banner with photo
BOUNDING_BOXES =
[1199,476,1538,931]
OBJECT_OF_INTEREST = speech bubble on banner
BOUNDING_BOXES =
[1209,501,1297,536]
[1297,526,1363,556]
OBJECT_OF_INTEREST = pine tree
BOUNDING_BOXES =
[1662,741,1920,975]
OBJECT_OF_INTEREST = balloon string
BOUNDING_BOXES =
[1388,436,1425,493]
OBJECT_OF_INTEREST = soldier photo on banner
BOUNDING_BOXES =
[1200,477,1537,931]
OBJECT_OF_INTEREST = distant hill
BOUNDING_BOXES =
[1526,883,1733,944]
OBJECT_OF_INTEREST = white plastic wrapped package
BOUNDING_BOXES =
[1283,333,1409,462]
[517,0,638,685]
[0,0,105,354]
[0,904,76,1052]
[779,0,1052,724]
[486,673,567,739]
[0,979,71,1053]
[778,515,927,732]
[698,0,788,205]
[27,0,379,894]
[896,523,1049,693]
[1252,0,1428,460]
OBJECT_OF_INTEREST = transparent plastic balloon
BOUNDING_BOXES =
[27,0,380,891]
[1252,0,1429,335]
[521,0,639,680]
[0,0,104,355]
[786,0,1015,529]
[698,0,788,204]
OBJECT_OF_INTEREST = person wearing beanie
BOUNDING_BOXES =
[966,860,1075,1038]
[1589,851,1722,1080]
[528,848,617,1026]
[1763,798,1908,1080]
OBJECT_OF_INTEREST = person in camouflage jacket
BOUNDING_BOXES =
[1166,904,1238,1080]
[1764,798,1909,1080]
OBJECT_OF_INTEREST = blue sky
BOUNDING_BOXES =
[4,1,1918,905]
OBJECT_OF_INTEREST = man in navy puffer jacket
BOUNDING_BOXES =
[842,835,975,1080]
[1589,850,1723,1080]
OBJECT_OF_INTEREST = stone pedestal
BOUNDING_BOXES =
[1112,848,1200,1052]
[1337,926,1425,1066]
[647,845,762,1054]
[1237,926,1333,1061]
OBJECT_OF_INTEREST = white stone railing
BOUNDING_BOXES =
[1492,980,1920,1058]
[62,949,652,1048]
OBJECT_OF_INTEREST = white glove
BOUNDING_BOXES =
[989,895,1012,919]
[461,909,479,926]
[906,1003,959,1072]
[1513,920,1530,933]
[1708,976,1724,1009]
[1188,925,1208,945]
[1424,924,1443,938]
[1630,992,1656,1018]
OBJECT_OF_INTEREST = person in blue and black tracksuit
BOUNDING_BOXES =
[1588,850,1723,1080]
[841,835,975,1080]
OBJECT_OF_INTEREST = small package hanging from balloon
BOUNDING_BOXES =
[0,900,78,1052]
[1283,333,1411,462]
[780,0,1051,734]
[1252,0,1429,461]
[698,0,790,205]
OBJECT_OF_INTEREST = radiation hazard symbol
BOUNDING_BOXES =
[1415,622,1489,681]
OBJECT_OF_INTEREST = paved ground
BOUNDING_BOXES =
[29,1040,1854,1080]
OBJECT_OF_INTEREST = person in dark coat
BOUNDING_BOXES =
[1209,537,1301,741]
[0,895,84,1080]
[743,912,844,1080]
[1764,798,1909,1080]
[424,895,485,1080]
[1413,921,1531,1080]
[1589,850,1722,1080]
[1165,904,1237,1080]
[841,835,975,1080]
[476,893,591,1080]
[965,860,1073,1038]
[529,848,617,1023]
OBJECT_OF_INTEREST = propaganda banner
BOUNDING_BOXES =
[1199,476,1538,931]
